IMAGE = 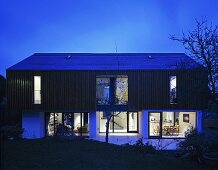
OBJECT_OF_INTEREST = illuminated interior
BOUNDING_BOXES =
[149,112,196,138]
[34,76,41,104]
[170,76,177,104]
[115,78,128,105]
[96,76,128,105]
[46,112,89,136]
[99,111,138,133]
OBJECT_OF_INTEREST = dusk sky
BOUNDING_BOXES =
[0,0,218,76]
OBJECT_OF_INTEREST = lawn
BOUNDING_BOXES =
[1,138,216,170]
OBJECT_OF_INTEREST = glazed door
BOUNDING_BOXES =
[149,112,161,137]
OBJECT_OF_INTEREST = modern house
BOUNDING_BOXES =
[6,53,208,141]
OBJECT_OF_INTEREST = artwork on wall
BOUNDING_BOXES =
[183,114,189,123]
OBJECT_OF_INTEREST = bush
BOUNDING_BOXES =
[1,126,24,140]
[133,138,156,154]
[55,124,75,139]
[178,127,208,163]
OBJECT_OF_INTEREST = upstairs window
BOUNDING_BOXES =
[96,78,110,105]
[96,76,128,105]
[170,76,177,104]
[34,76,41,104]
[115,78,128,104]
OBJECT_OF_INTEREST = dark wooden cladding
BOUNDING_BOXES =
[7,69,208,112]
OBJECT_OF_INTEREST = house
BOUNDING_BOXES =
[6,53,208,142]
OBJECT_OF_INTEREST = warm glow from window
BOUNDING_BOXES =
[115,78,128,105]
[34,76,41,104]
[170,76,177,104]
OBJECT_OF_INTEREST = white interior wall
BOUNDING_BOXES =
[178,112,196,134]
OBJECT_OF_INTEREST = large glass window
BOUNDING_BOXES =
[149,112,161,137]
[148,112,196,138]
[128,112,138,132]
[46,113,62,136]
[162,112,196,138]
[170,76,177,104]
[113,112,127,132]
[96,76,128,105]
[99,111,137,133]
[96,78,110,104]
[99,111,113,133]
[46,113,89,136]
[115,78,128,105]
[34,76,41,104]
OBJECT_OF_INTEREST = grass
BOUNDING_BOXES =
[1,137,216,170]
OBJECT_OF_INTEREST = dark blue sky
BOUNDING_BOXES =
[1,0,218,76]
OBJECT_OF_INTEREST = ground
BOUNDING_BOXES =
[1,138,216,170]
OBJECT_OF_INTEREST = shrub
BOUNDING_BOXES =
[178,127,207,162]
[1,126,24,140]
[133,138,156,154]
[55,124,75,139]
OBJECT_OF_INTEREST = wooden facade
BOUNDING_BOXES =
[6,69,208,112]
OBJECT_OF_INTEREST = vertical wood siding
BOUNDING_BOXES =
[7,70,208,112]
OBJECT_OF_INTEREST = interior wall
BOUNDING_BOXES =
[178,112,196,134]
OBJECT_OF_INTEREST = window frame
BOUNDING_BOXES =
[33,75,41,104]
[169,75,177,104]
[148,111,197,139]
[98,111,138,133]
[96,75,128,106]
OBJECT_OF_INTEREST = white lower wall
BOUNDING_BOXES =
[89,112,97,138]
[22,112,45,139]
[139,110,148,139]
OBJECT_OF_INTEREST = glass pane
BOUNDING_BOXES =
[115,78,128,105]
[96,78,110,104]
[128,112,138,131]
[170,76,177,104]
[64,113,74,131]
[99,111,113,133]
[34,76,41,90]
[46,113,55,136]
[178,112,196,137]
[74,113,81,135]
[162,112,196,138]
[149,112,160,136]
[34,76,41,104]
[162,112,176,137]
[54,113,62,134]
[34,90,41,104]
[81,113,89,136]
[113,112,127,132]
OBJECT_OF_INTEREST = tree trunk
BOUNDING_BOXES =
[105,115,112,144]
[105,119,110,143]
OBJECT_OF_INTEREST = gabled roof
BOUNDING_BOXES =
[7,53,202,71]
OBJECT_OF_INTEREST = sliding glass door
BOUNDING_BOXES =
[128,112,138,132]
[148,112,197,138]
[99,111,138,133]
[149,112,161,137]
[46,112,89,136]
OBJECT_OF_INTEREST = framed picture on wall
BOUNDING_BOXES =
[183,114,189,123]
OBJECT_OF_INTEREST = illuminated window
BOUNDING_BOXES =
[34,76,41,104]
[96,78,110,104]
[170,76,177,104]
[115,78,128,105]
[98,111,137,133]
[96,76,128,105]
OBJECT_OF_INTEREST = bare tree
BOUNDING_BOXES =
[170,19,218,103]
